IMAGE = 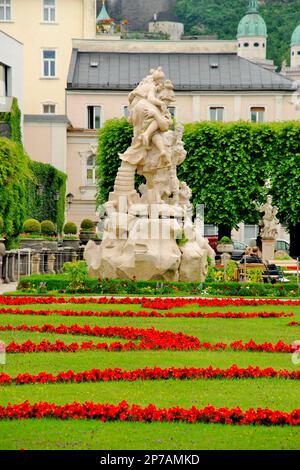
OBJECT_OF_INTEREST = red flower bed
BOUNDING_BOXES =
[0,365,299,386]
[1,296,300,309]
[0,400,299,426]
[288,322,300,326]
[0,307,293,319]
[1,323,294,353]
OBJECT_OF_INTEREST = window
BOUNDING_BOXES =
[254,42,259,47]
[209,107,224,122]
[0,63,9,96]
[123,106,129,118]
[43,50,56,77]
[250,107,265,123]
[204,224,218,237]
[168,106,176,118]
[244,224,259,246]
[43,0,56,22]
[43,103,56,114]
[0,0,11,21]
[86,155,97,185]
[243,42,249,47]
[87,106,101,129]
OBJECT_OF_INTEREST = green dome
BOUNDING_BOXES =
[291,25,300,46]
[237,1,267,38]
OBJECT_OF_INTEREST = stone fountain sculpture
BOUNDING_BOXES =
[84,67,215,281]
[256,195,280,262]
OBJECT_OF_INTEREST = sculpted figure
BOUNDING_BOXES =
[256,195,279,240]
[85,68,209,283]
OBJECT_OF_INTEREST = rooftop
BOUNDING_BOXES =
[67,50,294,92]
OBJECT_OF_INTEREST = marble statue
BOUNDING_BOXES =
[84,67,214,281]
[256,195,279,240]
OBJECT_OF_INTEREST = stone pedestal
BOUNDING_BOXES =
[262,238,276,263]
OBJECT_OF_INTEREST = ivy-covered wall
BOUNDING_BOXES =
[0,137,29,246]
[96,119,300,254]
[25,161,67,234]
[0,97,22,145]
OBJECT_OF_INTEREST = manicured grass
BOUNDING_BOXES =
[0,300,299,450]
[0,420,299,450]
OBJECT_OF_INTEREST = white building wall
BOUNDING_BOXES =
[0,30,23,113]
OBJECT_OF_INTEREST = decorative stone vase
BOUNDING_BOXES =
[0,238,5,255]
[62,238,80,250]
[217,243,234,254]
[19,238,44,251]
[79,232,95,245]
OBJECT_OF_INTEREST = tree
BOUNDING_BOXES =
[271,123,300,257]
[178,122,270,239]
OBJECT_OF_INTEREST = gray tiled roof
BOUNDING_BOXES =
[67,50,295,91]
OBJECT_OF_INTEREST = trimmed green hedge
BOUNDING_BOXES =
[25,161,66,233]
[17,275,300,298]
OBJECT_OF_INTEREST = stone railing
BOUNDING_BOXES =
[0,246,85,285]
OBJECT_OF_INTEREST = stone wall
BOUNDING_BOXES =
[99,0,177,31]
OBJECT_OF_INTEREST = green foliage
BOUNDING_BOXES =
[0,216,3,234]
[96,119,300,237]
[23,219,41,234]
[25,161,66,233]
[179,121,270,230]
[63,261,88,291]
[80,219,95,232]
[175,0,300,68]
[63,221,77,235]
[96,118,133,205]
[270,123,300,228]
[217,237,233,244]
[0,97,22,145]
[0,138,30,245]
[18,274,300,298]
[41,220,56,236]
[246,268,264,283]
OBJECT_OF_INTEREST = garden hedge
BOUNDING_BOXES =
[17,274,300,298]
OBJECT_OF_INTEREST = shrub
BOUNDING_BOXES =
[63,261,88,291]
[23,218,41,234]
[80,219,95,232]
[41,220,56,236]
[217,237,233,245]
[64,221,77,235]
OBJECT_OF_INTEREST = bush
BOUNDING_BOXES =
[41,220,56,236]
[64,221,77,235]
[218,237,233,244]
[23,218,41,234]
[80,219,95,232]
[63,261,88,291]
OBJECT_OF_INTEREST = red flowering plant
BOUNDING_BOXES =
[0,307,293,319]
[0,401,299,426]
[1,296,300,307]
[0,365,299,387]
[0,323,295,354]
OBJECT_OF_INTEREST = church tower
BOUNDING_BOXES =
[237,0,267,63]
[291,24,300,69]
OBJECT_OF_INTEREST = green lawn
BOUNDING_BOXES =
[0,299,299,450]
